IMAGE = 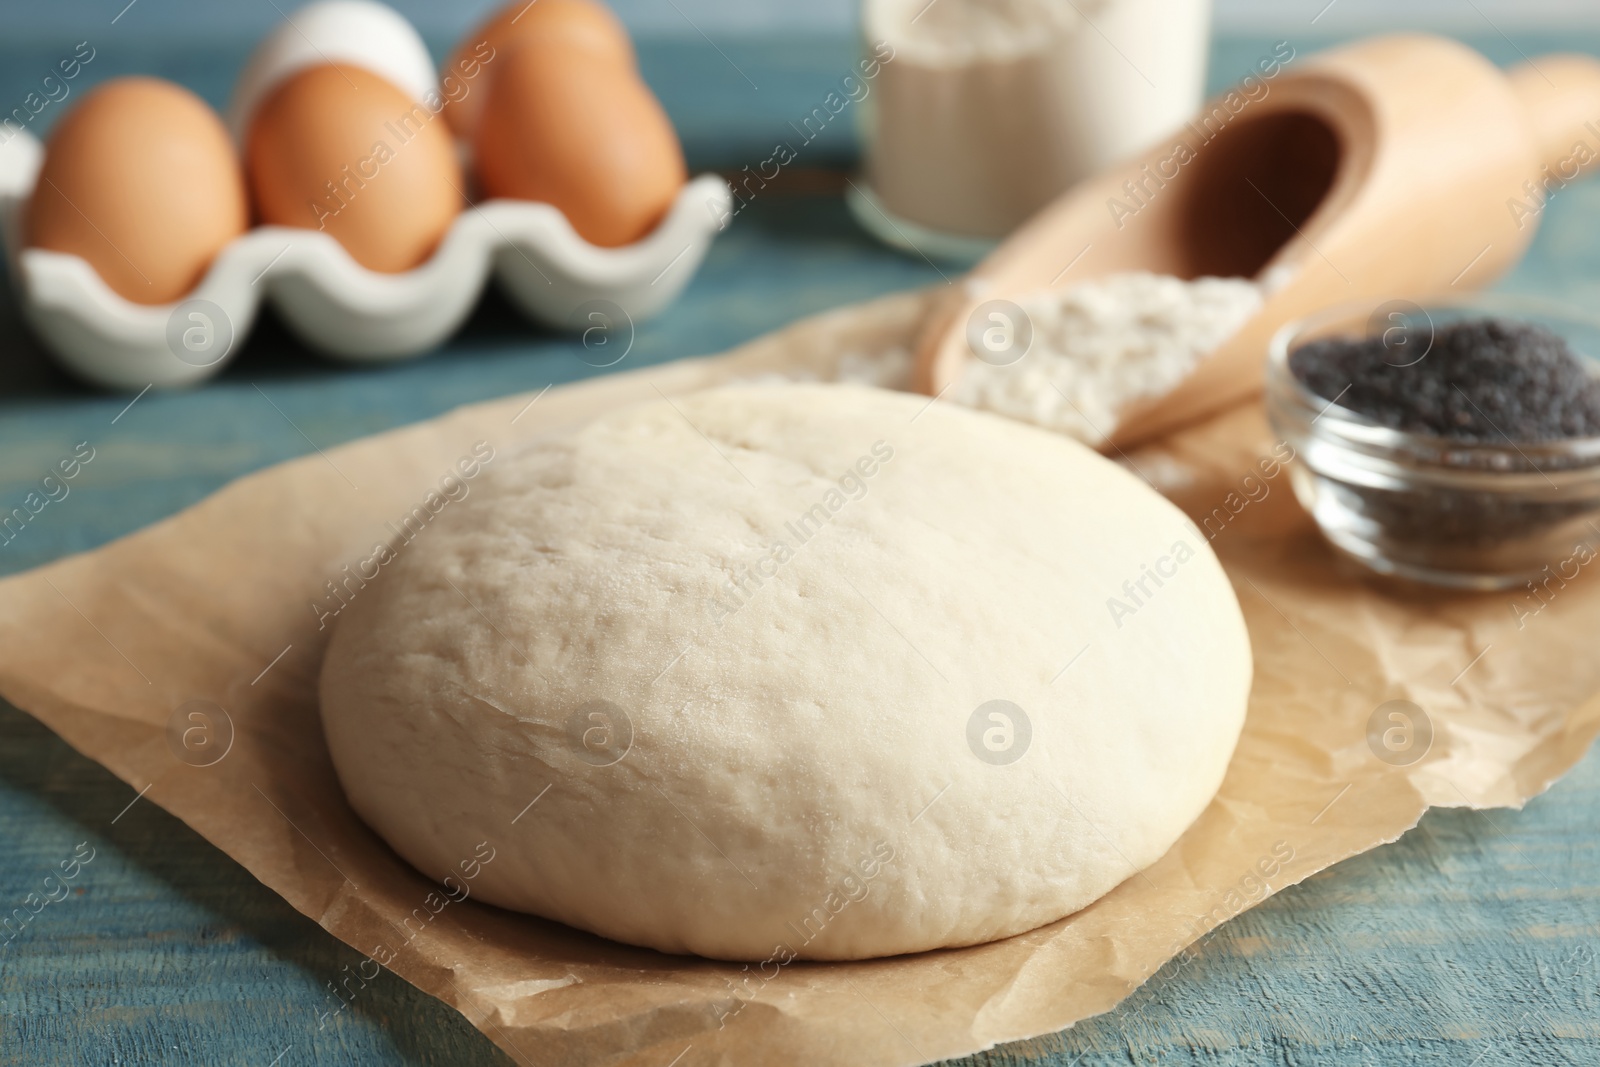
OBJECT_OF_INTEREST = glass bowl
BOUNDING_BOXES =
[1265,294,1600,590]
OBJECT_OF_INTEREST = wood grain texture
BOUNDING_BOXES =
[2,32,1599,1067]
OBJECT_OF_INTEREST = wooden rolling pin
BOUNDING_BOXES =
[911,34,1600,449]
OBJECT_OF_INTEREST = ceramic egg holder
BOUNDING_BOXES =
[0,138,730,389]
[0,0,732,390]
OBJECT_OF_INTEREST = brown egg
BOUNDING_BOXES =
[474,39,687,247]
[246,64,463,273]
[442,0,634,140]
[26,77,248,305]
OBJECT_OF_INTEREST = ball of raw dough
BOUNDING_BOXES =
[319,383,1251,961]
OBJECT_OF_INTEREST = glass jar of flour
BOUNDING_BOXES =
[852,0,1212,261]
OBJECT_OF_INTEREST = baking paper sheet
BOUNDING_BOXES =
[1,289,1596,1066]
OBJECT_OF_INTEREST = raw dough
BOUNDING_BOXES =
[319,382,1251,961]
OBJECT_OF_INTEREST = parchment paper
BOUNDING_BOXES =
[2,289,1597,1067]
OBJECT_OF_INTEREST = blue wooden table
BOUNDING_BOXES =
[2,25,1599,1067]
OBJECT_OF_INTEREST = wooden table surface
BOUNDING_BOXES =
[2,26,1599,1067]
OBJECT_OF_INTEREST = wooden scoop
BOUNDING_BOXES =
[912,35,1600,449]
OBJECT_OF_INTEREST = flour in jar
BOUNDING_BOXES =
[861,0,1211,238]
[953,273,1262,445]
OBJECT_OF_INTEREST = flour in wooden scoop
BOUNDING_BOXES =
[954,272,1263,445]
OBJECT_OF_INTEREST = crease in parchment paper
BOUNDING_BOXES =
[1,289,1597,1067]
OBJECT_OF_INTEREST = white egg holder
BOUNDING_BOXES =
[0,0,735,390]
[0,124,732,390]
